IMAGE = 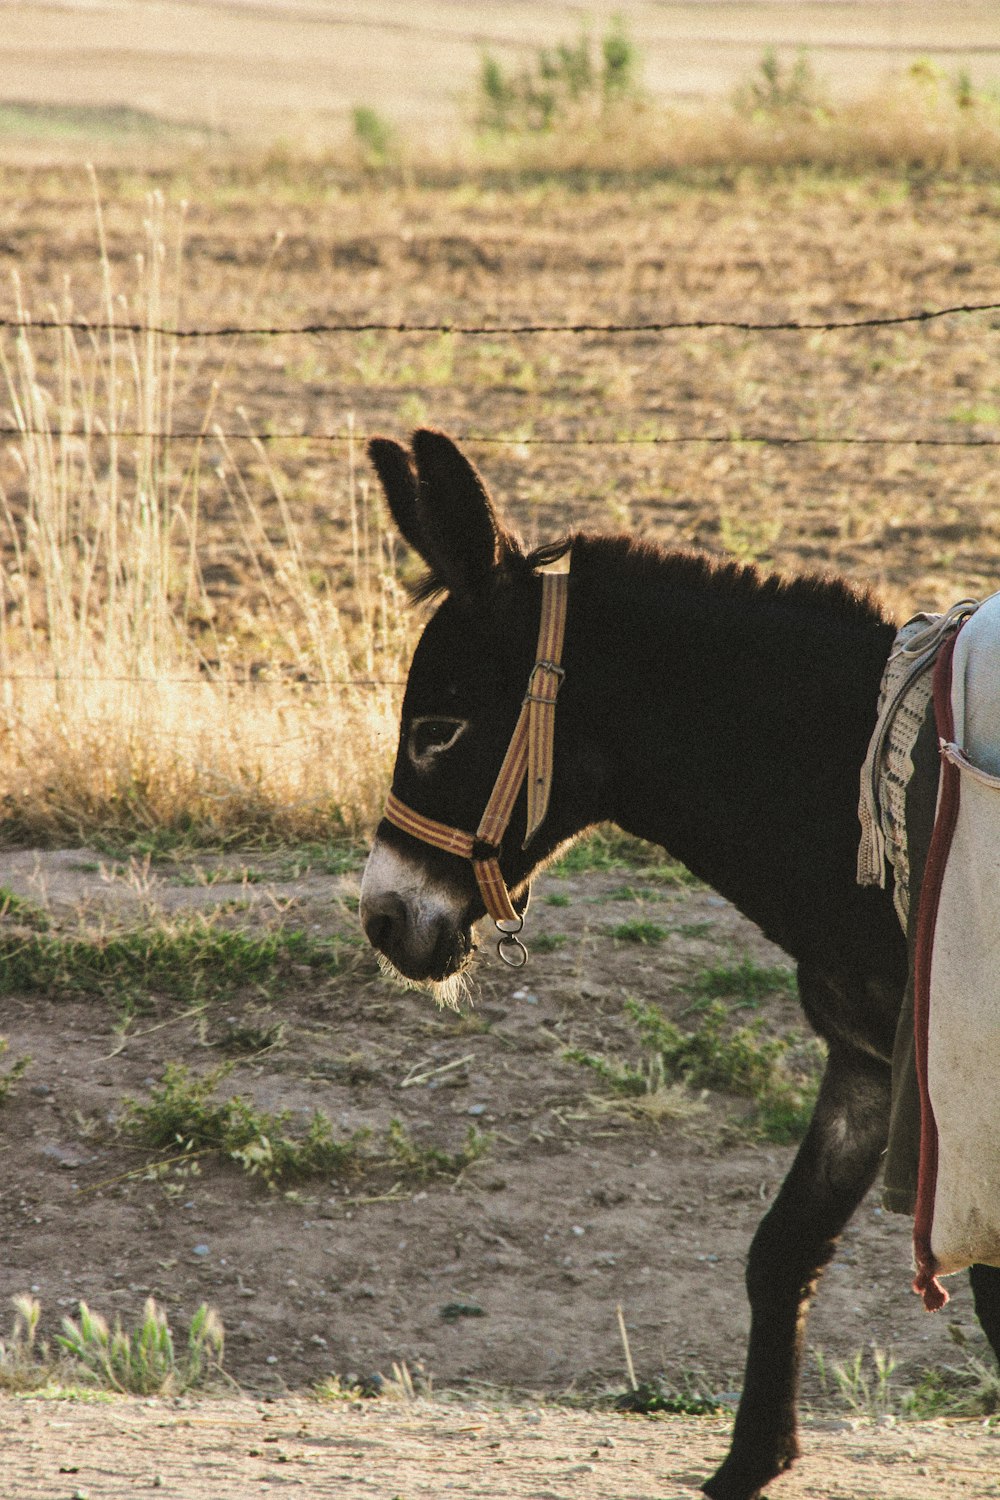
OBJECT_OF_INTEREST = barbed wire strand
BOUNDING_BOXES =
[3,424,999,449]
[2,674,404,688]
[3,299,1000,340]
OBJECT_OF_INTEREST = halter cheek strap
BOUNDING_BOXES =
[383,569,569,966]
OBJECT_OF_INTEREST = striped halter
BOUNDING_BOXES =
[384,570,569,968]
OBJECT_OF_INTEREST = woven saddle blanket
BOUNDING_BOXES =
[859,591,1000,1307]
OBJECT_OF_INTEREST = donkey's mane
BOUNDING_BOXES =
[566,529,893,632]
[408,522,891,636]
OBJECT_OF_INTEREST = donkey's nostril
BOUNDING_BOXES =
[361,890,407,958]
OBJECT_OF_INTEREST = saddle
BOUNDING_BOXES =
[859,592,1000,1307]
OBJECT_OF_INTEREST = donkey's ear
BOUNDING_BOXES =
[410,429,523,598]
[367,436,430,563]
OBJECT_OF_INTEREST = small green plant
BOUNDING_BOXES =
[0,1037,30,1104]
[121,1062,369,1184]
[814,1344,897,1418]
[718,511,783,566]
[351,105,396,165]
[606,884,667,903]
[0,1294,52,1391]
[439,1301,485,1323]
[217,1017,286,1055]
[532,932,567,953]
[476,17,642,135]
[550,826,695,882]
[733,48,828,119]
[384,1118,489,1181]
[616,1377,723,1415]
[601,15,638,102]
[900,1326,1000,1417]
[564,1046,648,1097]
[950,402,1000,426]
[675,921,712,939]
[953,69,975,110]
[313,1372,374,1401]
[544,892,570,907]
[0,886,50,930]
[688,956,795,1009]
[612,920,668,945]
[630,999,820,1141]
[57,1298,225,1395]
[172,865,270,888]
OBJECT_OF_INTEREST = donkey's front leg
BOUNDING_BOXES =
[702,1040,891,1500]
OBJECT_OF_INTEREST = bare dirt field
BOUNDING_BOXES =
[2,1,999,153]
[4,166,999,629]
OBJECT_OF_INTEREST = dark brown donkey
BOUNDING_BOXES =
[359,428,1000,1500]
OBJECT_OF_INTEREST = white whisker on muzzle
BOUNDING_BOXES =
[374,951,473,1012]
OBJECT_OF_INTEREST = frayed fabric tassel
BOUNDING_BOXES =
[913,1265,949,1312]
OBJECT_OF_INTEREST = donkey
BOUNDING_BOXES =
[359,428,1000,1500]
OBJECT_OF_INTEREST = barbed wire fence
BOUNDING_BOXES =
[4,298,999,338]
[3,293,999,694]
[3,299,998,452]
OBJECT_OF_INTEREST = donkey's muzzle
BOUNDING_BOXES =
[361,886,470,982]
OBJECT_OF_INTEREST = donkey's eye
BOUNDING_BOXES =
[408,717,467,766]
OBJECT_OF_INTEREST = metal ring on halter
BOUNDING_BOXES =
[495,915,528,968]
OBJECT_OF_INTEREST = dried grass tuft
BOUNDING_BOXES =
[0,181,410,847]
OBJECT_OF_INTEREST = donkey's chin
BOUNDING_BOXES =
[375,950,475,1012]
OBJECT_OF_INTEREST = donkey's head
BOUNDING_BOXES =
[360,429,588,989]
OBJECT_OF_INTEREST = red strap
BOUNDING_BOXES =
[382,571,568,928]
[384,792,474,860]
[911,630,960,1312]
[525,572,568,845]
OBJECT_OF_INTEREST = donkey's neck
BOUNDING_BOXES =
[564,534,898,967]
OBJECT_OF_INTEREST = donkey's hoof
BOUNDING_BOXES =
[701,1445,795,1500]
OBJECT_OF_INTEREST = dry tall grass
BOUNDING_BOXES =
[0,181,410,848]
[359,58,1000,181]
[473,90,1000,181]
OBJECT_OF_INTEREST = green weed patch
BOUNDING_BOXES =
[57,1298,225,1396]
[0,1292,225,1396]
[569,998,822,1143]
[0,887,50,930]
[611,920,668,945]
[0,918,351,1016]
[121,1063,488,1186]
[688,955,795,1008]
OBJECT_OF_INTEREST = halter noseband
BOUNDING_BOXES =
[384,570,569,968]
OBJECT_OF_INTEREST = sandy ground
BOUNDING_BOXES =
[4,1393,1000,1499]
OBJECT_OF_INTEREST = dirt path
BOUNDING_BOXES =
[0,849,991,1402]
[5,1394,1000,1499]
